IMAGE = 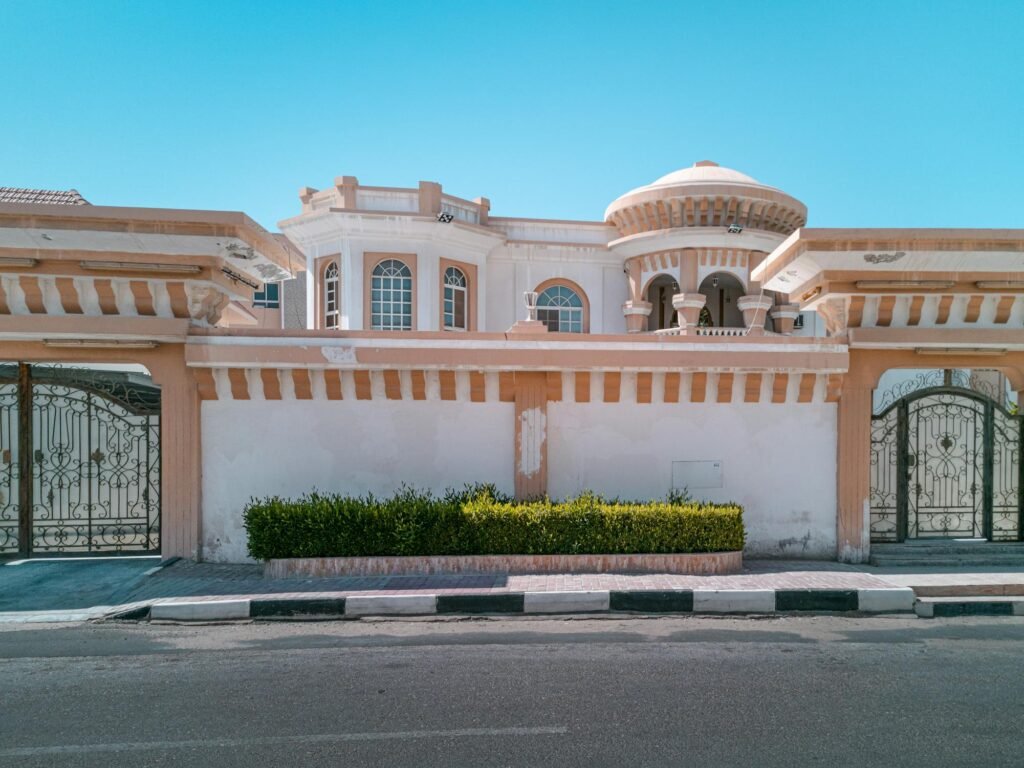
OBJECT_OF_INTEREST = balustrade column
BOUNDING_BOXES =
[622,301,652,334]
[770,303,801,335]
[737,295,774,335]
[672,293,706,333]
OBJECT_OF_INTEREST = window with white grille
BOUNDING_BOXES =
[443,266,467,330]
[371,259,412,330]
[324,262,340,329]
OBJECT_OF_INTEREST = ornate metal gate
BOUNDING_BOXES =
[870,385,1022,542]
[0,364,160,557]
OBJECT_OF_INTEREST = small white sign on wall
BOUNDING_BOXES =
[672,460,723,490]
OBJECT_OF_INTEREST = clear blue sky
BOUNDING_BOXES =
[2,1,1022,231]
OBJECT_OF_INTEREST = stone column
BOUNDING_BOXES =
[147,347,203,561]
[836,384,872,563]
[769,303,801,335]
[672,293,706,332]
[737,295,774,333]
[622,300,652,334]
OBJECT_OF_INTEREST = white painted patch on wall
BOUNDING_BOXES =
[518,407,546,477]
[320,345,356,364]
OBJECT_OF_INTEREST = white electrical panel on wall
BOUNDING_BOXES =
[672,460,723,490]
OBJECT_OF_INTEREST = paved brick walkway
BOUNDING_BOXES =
[123,559,902,604]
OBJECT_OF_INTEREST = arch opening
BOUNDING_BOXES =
[698,272,744,328]
[644,274,679,332]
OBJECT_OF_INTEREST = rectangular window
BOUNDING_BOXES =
[253,282,280,309]
[444,286,466,330]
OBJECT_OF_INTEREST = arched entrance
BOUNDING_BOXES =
[698,272,744,328]
[0,363,161,557]
[645,274,679,331]
[870,383,1022,542]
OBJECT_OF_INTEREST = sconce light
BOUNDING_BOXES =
[712,276,719,288]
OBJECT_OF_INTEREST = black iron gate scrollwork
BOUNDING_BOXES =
[0,363,161,557]
[870,385,1023,542]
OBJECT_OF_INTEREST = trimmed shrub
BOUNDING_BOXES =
[244,486,744,561]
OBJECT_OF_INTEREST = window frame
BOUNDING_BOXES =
[323,261,340,329]
[369,258,414,331]
[363,253,418,331]
[533,279,589,334]
[443,266,468,331]
[252,282,280,309]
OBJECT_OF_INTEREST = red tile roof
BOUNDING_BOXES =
[0,187,90,205]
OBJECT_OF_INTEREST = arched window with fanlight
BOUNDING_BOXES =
[323,262,340,329]
[536,284,585,333]
[371,259,413,330]
[443,266,467,331]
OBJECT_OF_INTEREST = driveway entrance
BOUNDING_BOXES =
[0,364,161,557]
[870,385,1022,542]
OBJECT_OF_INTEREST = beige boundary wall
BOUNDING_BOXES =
[547,400,838,558]
[201,392,836,563]
[190,332,848,563]
[183,334,1024,564]
[201,398,515,562]
[8,330,1024,565]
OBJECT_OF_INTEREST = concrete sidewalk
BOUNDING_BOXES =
[6,558,1024,623]
[105,558,1024,621]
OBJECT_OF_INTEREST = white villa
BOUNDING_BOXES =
[264,161,821,338]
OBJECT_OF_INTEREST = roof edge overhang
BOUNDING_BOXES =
[0,201,296,281]
[755,228,1024,294]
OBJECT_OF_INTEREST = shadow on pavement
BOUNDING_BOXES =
[0,557,160,612]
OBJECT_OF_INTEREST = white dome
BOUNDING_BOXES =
[604,160,807,236]
[650,161,759,187]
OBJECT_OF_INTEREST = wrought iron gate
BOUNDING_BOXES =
[870,386,1023,542]
[0,364,160,557]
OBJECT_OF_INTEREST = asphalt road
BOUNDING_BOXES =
[2,614,1023,767]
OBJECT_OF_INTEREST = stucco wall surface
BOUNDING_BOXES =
[201,399,515,562]
[546,401,838,558]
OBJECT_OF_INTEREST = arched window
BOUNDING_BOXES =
[536,284,584,333]
[443,266,467,331]
[323,262,340,329]
[371,259,412,330]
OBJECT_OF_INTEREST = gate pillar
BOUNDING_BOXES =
[148,347,203,560]
[837,383,872,562]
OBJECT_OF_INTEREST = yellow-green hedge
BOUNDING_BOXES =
[244,487,744,560]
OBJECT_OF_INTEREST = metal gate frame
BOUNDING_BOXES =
[0,363,161,558]
[870,385,1024,543]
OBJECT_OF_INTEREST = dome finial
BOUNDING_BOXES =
[694,160,718,168]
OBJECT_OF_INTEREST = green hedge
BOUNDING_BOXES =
[244,486,745,561]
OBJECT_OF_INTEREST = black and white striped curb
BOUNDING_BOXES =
[108,587,919,621]
[914,597,1024,618]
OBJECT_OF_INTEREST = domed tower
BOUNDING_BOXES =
[606,161,807,334]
